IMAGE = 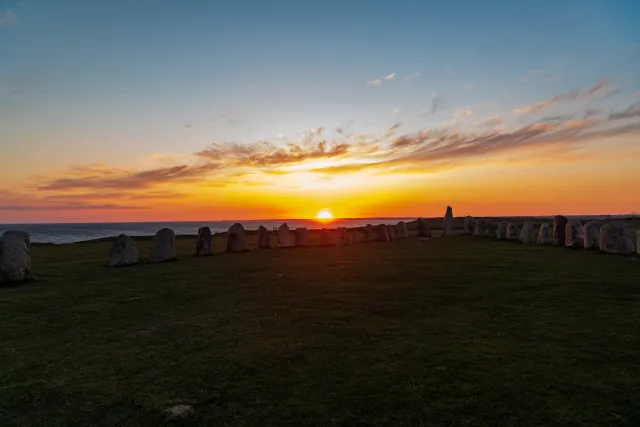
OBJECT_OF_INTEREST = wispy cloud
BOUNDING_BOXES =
[480,115,503,126]
[609,103,640,120]
[585,79,620,99]
[583,108,601,119]
[514,90,579,114]
[464,82,474,91]
[421,93,442,114]
[519,68,546,83]
[0,9,15,27]
[366,73,396,86]
[404,72,421,81]
[453,108,474,118]
[549,75,563,84]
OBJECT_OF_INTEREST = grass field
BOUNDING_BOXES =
[1,232,639,426]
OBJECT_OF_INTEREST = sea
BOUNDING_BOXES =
[0,218,417,244]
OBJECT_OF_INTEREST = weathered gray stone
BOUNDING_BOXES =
[463,216,474,234]
[443,206,454,236]
[395,221,409,238]
[258,225,270,249]
[195,227,212,256]
[337,227,348,245]
[564,220,584,249]
[637,229,640,257]
[507,223,520,241]
[417,218,431,238]
[519,220,535,244]
[485,220,496,238]
[583,221,603,250]
[149,228,176,263]
[387,225,397,240]
[599,222,635,255]
[320,228,338,246]
[473,219,486,237]
[352,230,363,244]
[376,224,390,242]
[0,231,30,282]
[365,224,377,242]
[497,221,508,240]
[226,223,247,253]
[277,223,295,248]
[553,215,568,246]
[108,234,139,266]
[536,223,552,245]
[295,228,309,247]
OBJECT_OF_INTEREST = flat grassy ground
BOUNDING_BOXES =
[1,233,639,426]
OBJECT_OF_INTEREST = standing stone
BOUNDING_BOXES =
[519,220,535,244]
[553,215,568,246]
[636,229,640,257]
[226,223,248,252]
[387,225,397,240]
[277,223,295,248]
[337,227,348,245]
[564,220,584,249]
[365,224,377,242]
[599,222,635,255]
[417,218,432,238]
[320,228,338,246]
[507,223,520,241]
[150,228,176,263]
[484,220,496,238]
[295,228,309,247]
[536,223,552,245]
[463,216,474,234]
[343,229,354,245]
[0,231,31,282]
[258,225,271,249]
[195,227,213,256]
[396,221,409,238]
[376,224,390,242]
[497,221,508,240]
[473,219,486,237]
[583,221,603,250]
[443,206,454,236]
[352,230,363,244]
[108,234,139,266]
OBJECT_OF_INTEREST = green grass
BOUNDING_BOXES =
[1,233,639,426]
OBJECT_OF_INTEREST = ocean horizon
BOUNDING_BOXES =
[0,215,633,244]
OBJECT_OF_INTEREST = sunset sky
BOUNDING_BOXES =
[1,0,639,223]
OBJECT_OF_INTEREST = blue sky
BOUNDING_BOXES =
[0,0,639,221]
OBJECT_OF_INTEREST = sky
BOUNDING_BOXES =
[0,0,639,223]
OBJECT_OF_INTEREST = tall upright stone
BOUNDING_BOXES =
[583,221,603,250]
[507,223,520,241]
[463,216,474,234]
[636,229,640,257]
[485,220,496,238]
[387,225,397,240]
[376,224,390,242]
[226,223,248,253]
[320,228,338,246]
[497,221,508,240]
[443,206,454,236]
[473,219,486,237]
[536,223,552,245]
[277,223,295,248]
[109,234,139,266]
[553,215,568,246]
[195,227,213,256]
[396,221,409,238]
[565,220,584,249]
[295,228,309,247]
[519,220,535,244]
[365,224,377,242]
[417,218,431,238]
[599,222,635,255]
[337,227,348,245]
[257,225,271,249]
[150,228,176,263]
[352,230,363,244]
[0,231,31,282]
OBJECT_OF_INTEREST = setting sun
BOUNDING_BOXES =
[315,209,334,221]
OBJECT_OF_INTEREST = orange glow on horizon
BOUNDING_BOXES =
[315,209,334,222]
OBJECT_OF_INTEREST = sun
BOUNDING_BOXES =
[315,208,334,222]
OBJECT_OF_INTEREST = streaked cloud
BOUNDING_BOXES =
[404,72,422,81]
[0,9,15,27]
[366,72,396,86]
[609,103,640,120]
[519,68,546,83]
[585,79,620,99]
[514,89,579,114]
[583,108,601,119]
[453,108,474,118]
